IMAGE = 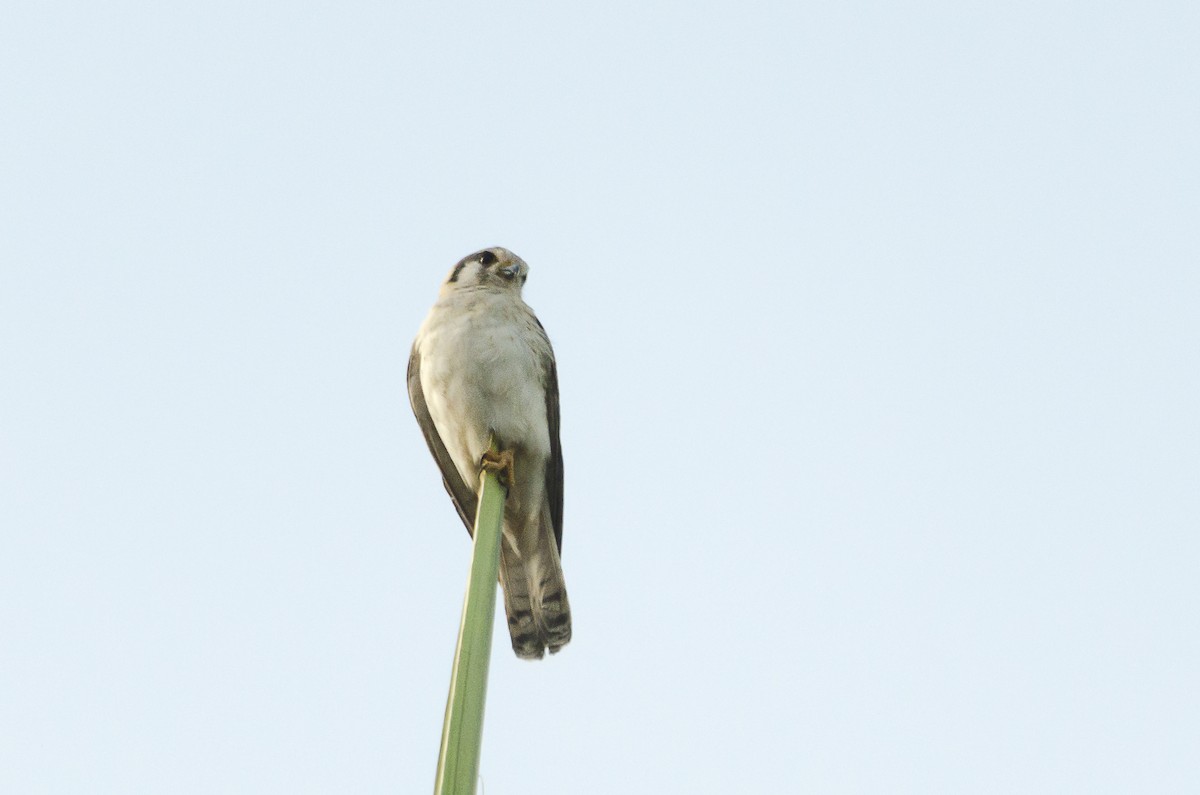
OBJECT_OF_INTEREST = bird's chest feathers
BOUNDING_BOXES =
[419,297,547,444]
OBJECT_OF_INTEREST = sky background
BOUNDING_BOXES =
[2,2,1198,792]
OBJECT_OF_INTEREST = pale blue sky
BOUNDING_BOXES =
[2,2,1198,792]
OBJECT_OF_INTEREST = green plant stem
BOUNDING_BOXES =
[434,441,505,795]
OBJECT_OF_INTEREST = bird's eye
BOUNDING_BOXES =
[478,251,498,266]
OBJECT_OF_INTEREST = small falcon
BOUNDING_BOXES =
[408,247,571,659]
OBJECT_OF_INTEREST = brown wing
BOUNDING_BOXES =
[407,346,477,535]
[536,319,564,552]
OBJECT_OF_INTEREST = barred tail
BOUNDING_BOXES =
[500,513,571,660]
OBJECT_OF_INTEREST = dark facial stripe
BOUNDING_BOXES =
[446,262,467,283]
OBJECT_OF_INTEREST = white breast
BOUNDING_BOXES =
[415,291,551,489]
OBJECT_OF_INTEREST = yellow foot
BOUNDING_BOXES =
[480,448,516,491]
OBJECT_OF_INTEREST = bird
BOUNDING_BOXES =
[408,247,571,659]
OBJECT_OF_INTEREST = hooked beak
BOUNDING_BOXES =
[499,264,519,280]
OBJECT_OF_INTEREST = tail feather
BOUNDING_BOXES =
[500,542,544,660]
[500,513,571,660]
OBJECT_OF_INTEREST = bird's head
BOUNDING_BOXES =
[441,247,529,294]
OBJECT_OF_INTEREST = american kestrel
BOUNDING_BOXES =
[408,247,571,659]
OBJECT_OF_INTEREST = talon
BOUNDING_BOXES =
[480,448,516,491]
